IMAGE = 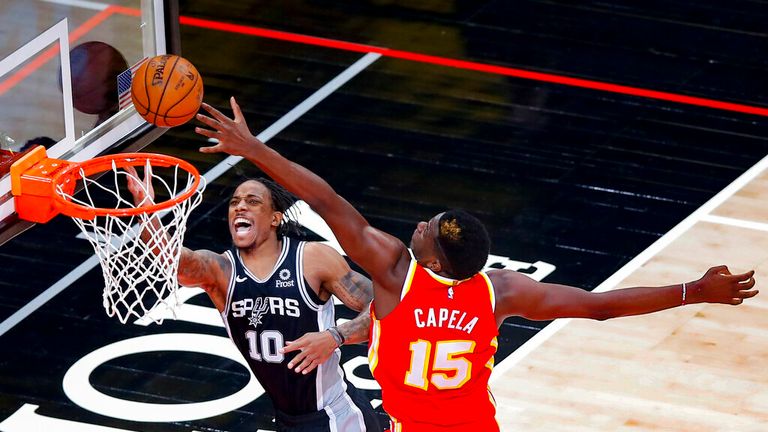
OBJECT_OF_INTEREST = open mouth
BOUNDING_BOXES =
[234,217,253,234]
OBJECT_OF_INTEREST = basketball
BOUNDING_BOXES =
[130,54,203,127]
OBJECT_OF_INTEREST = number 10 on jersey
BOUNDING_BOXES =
[246,330,285,363]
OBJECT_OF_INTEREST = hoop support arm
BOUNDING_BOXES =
[10,146,75,223]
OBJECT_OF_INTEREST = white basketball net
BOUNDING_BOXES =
[55,159,205,324]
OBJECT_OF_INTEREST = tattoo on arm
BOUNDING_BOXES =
[323,271,373,345]
[329,271,374,312]
[179,249,230,303]
[178,249,232,312]
[337,303,372,345]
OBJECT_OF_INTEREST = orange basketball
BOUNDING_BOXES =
[130,54,203,127]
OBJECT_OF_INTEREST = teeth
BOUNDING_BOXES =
[234,217,252,234]
[234,217,251,225]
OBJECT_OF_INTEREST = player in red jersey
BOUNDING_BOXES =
[367,218,501,432]
[195,97,758,431]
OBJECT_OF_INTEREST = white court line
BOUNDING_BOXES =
[0,256,101,339]
[490,151,768,382]
[700,214,768,232]
[0,52,381,338]
[40,0,110,11]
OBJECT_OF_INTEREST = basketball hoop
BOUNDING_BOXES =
[11,147,206,324]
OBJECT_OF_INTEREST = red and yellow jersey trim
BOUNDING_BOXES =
[400,257,419,300]
[368,310,382,374]
[479,271,496,312]
[486,336,498,370]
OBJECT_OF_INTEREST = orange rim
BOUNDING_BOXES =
[50,153,202,220]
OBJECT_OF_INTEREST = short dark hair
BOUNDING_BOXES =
[241,177,303,238]
[436,209,490,280]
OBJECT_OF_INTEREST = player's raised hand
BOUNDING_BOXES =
[689,265,757,305]
[280,331,340,375]
[195,96,262,156]
[124,164,155,206]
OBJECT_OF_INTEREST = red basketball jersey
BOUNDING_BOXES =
[369,257,500,431]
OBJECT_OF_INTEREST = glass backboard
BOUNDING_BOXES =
[0,0,179,244]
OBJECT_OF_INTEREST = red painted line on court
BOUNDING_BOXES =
[0,7,117,97]
[179,16,388,56]
[172,14,768,117]
[3,6,765,117]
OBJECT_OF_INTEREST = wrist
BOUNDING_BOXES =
[326,327,344,348]
[681,282,687,305]
[245,136,268,155]
[682,280,703,304]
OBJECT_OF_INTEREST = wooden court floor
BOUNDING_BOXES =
[493,165,768,431]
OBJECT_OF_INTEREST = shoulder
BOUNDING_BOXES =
[179,248,233,310]
[301,241,349,279]
[204,248,232,264]
[487,268,533,286]
[200,249,234,279]
[183,247,232,271]
[487,269,559,321]
[302,241,345,263]
[486,269,540,302]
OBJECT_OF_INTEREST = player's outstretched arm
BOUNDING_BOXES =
[491,265,757,323]
[125,166,231,310]
[194,97,407,286]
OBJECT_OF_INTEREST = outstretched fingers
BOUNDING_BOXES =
[195,111,223,132]
[282,342,318,374]
[124,165,141,196]
[281,340,299,354]
[201,101,232,123]
[735,269,756,281]
[732,270,758,304]
[230,96,244,123]
[194,107,226,152]
[194,125,222,153]
[194,124,218,139]
[739,275,757,289]
[716,269,754,283]
[740,288,759,298]
[124,164,155,204]
[293,356,319,375]
[124,165,138,181]
[737,276,758,294]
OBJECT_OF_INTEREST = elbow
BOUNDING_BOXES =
[584,293,620,321]
[588,306,626,321]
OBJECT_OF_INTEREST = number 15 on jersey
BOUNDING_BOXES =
[405,339,476,390]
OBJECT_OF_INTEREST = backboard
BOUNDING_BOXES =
[0,0,180,245]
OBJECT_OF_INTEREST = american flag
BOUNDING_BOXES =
[117,57,148,110]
